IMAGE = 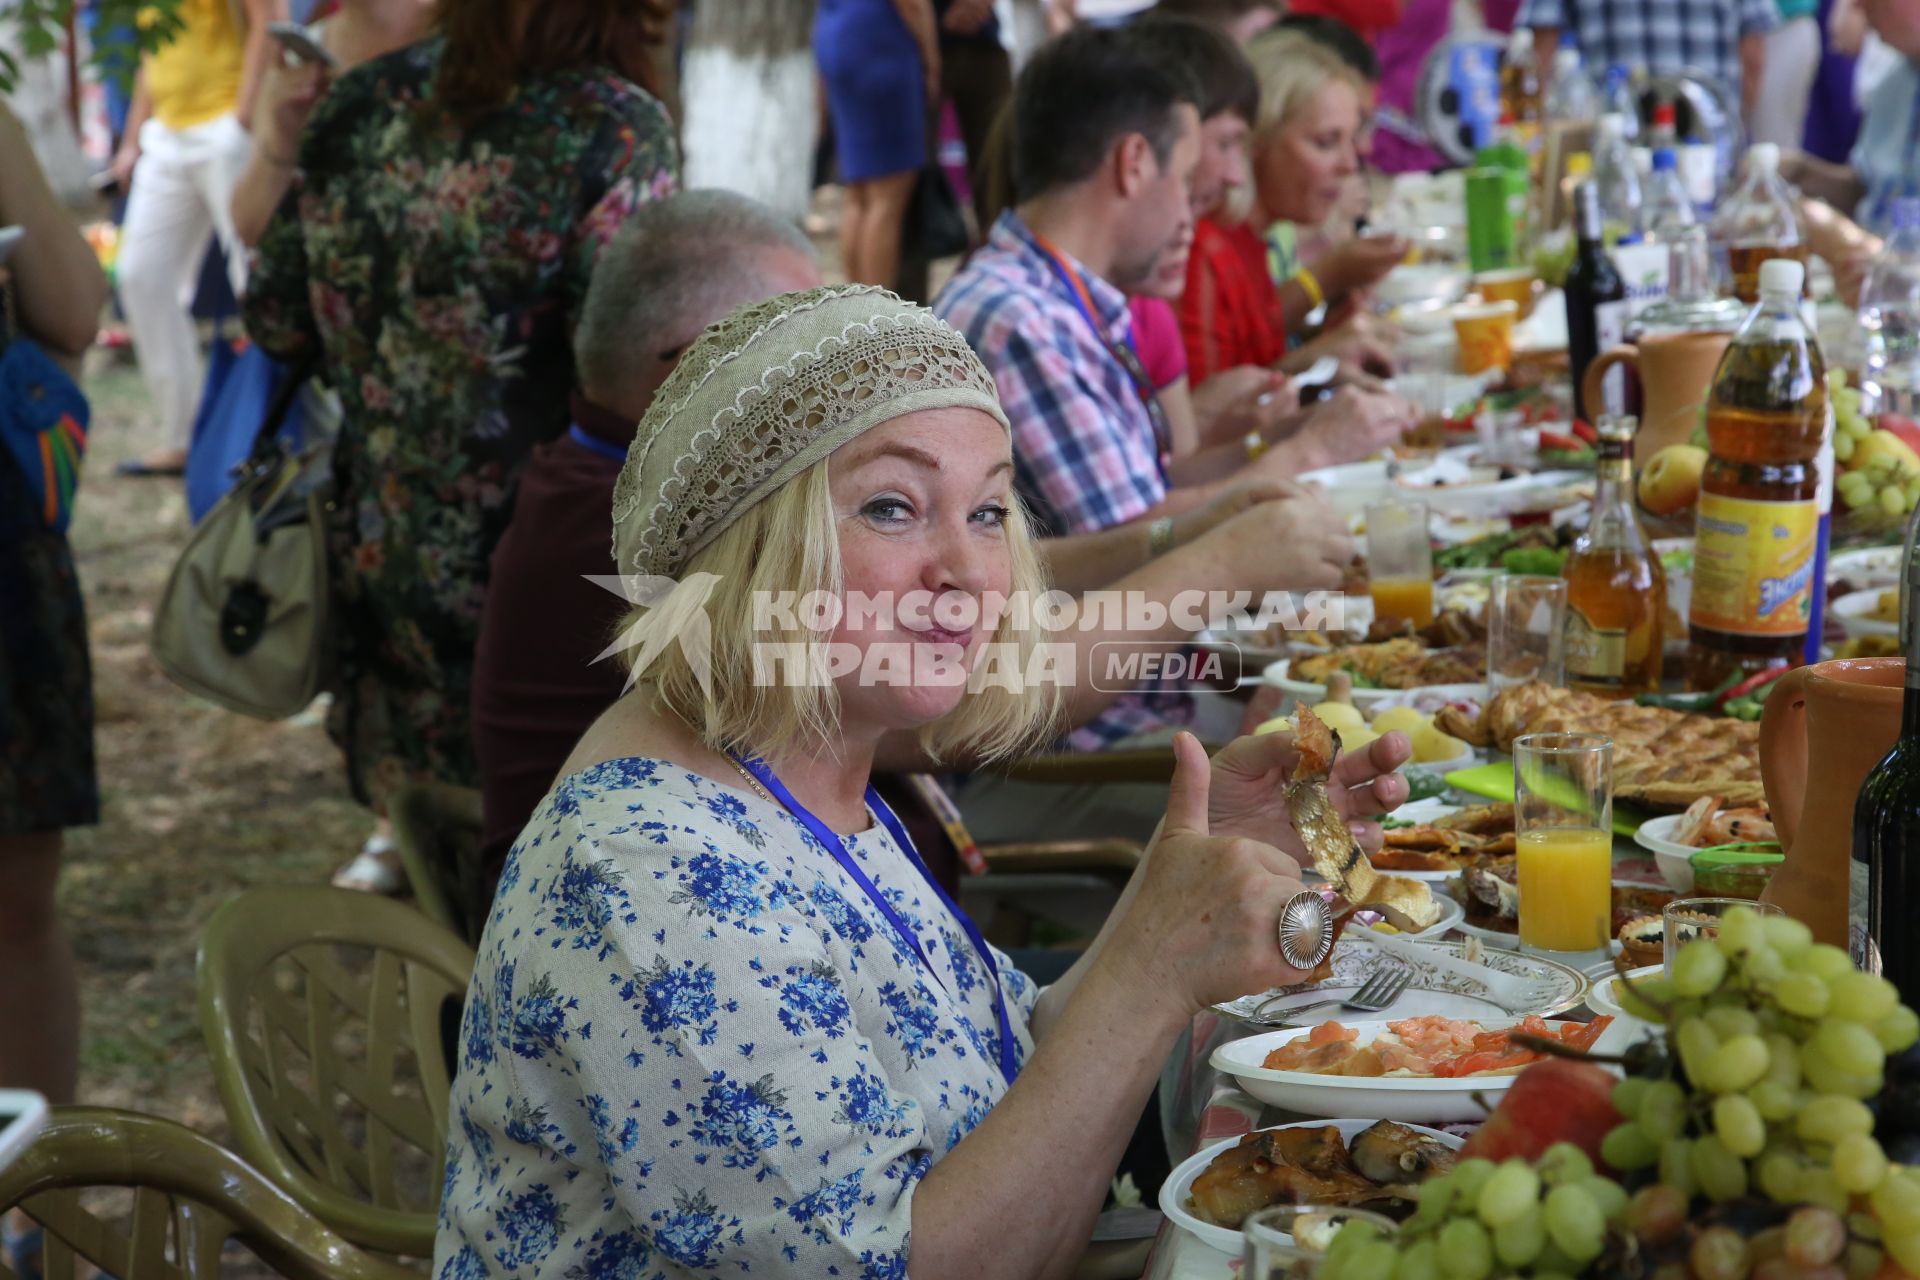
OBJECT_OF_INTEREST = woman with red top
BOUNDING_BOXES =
[1183,31,1405,383]
[1286,0,1403,39]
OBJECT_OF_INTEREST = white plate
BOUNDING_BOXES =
[1366,683,1490,718]
[1375,799,1474,884]
[1586,964,1665,1024]
[1632,814,1697,892]
[1215,934,1591,1029]
[1376,263,1472,310]
[1409,470,1594,518]
[1833,588,1898,640]
[1348,891,1465,939]
[1448,915,1523,946]
[1300,460,1395,520]
[1830,545,1904,588]
[1209,1016,1624,1123]
[1160,1119,1463,1255]
[1263,658,1401,712]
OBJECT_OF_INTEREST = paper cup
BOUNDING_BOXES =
[1475,267,1539,318]
[1454,300,1519,374]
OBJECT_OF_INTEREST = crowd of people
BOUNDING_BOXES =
[2,0,1917,1274]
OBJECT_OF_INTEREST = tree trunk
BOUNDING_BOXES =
[681,0,821,225]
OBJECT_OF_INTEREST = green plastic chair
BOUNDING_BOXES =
[196,886,476,1257]
[0,1106,417,1280]
[386,783,486,943]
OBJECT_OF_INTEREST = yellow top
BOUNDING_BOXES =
[143,0,245,131]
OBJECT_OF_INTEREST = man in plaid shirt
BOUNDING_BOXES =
[934,23,1411,840]
[1521,0,1776,115]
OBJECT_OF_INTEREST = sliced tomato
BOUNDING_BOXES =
[1538,429,1583,452]
[1571,418,1599,444]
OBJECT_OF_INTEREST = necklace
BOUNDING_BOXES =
[725,753,776,803]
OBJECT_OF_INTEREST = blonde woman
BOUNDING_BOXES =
[1233,31,1404,371]
[435,285,1412,1279]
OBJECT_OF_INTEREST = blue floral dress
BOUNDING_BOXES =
[434,758,1038,1280]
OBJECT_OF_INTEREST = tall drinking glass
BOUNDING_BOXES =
[1365,498,1434,629]
[1488,575,1568,690]
[1514,732,1614,954]
[1243,1206,1399,1280]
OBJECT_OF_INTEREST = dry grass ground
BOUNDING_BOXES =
[63,352,371,1138]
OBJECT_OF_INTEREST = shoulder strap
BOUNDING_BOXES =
[246,352,321,465]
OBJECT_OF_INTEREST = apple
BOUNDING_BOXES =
[1459,1057,1622,1168]
[1638,444,1708,517]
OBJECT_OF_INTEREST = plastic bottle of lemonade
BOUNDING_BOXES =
[1710,143,1808,304]
[1687,258,1828,690]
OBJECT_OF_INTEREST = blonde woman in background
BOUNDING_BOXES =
[1183,30,1403,382]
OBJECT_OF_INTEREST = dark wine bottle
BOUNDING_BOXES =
[1852,509,1920,986]
[1566,180,1629,427]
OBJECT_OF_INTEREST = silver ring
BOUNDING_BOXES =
[1278,889,1335,970]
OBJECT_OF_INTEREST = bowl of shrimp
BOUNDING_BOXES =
[1631,797,1778,893]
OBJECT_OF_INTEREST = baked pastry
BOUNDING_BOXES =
[1618,915,1664,968]
[1435,682,1764,809]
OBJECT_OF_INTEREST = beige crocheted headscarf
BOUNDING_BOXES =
[611,284,1010,579]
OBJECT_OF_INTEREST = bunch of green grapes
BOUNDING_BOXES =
[1318,1145,1625,1280]
[1831,369,1920,523]
[1601,906,1920,1277]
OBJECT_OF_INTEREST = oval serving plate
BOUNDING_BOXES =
[1214,934,1591,1028]
[1160,1119,1464,1255]
[1209,1016,1629,1123]
[1262,657,1400,712]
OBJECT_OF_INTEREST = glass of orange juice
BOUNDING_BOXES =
[1364,498,1434,629]
[1514,732,1614,955]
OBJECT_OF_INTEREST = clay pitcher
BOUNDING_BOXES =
[1757,657,1905,946]
[1580,329,1732,466]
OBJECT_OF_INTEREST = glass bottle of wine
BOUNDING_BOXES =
[1566,181,1628,426]
[1852,508,1920,985]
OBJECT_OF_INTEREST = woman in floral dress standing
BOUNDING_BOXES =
[242,0,679,877]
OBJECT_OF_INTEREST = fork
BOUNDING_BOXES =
[1245,965,1413,1028]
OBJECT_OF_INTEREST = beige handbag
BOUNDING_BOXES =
[152,369,332,720]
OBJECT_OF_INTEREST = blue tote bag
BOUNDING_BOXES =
[186,336,309,524]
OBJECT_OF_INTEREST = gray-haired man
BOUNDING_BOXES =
[471,190,822,881]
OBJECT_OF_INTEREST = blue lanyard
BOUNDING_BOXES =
[567,424,629,464]
[1029,236,1172,472]
[730,752,1020,1086]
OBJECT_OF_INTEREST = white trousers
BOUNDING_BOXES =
[1749,15,1821,150]
[116,113,252,450]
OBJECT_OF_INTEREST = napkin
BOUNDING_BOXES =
[1442,761,1644,836]
[1356,924,1558,1015]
